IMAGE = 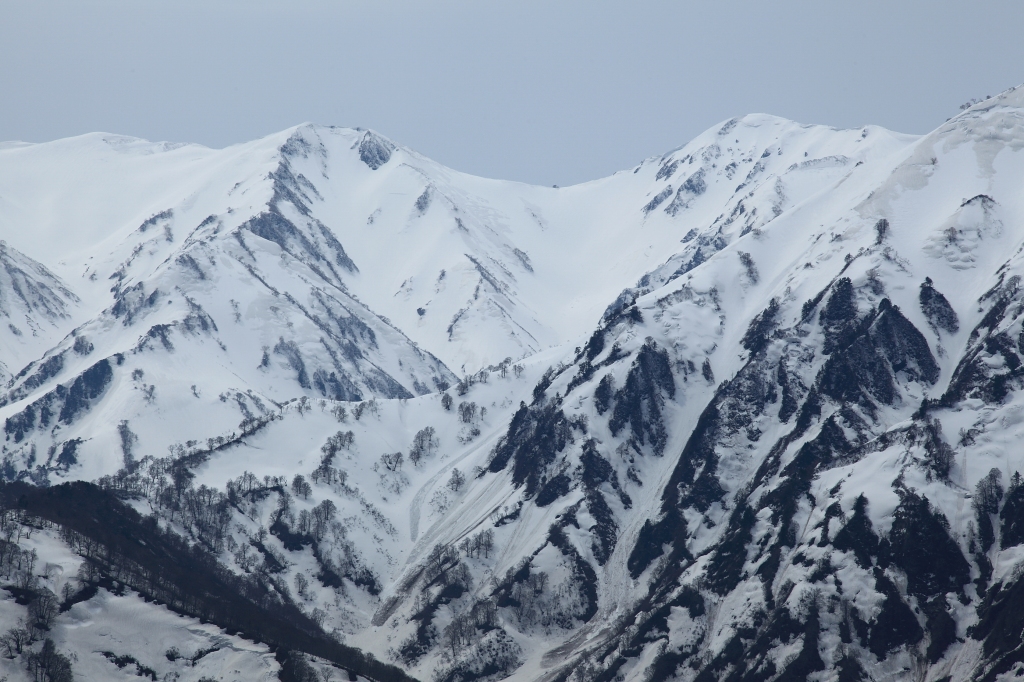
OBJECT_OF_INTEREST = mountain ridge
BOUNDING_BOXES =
[0,86,1022,682]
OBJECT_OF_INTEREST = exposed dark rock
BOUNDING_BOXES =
[664,169,708,216]
[242,208,357,278]
[655,159,678,181]
[682,168,707,195]
[643,187,673,214]
[943,330,1024,405]
[58,358,113,425]
[358,131,395,170]
[4,351,65,405]
[110,282,160,326]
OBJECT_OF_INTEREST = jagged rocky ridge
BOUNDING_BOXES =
[0,88,1023,681]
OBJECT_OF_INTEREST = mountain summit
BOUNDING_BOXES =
[0,87,1023,682]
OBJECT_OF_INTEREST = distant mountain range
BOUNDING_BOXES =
[0,85,1023,682]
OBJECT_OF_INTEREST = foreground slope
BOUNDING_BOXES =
[1,87,1024,682]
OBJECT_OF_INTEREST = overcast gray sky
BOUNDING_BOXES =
[2,1,1022,186]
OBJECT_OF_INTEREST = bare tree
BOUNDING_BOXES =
[409,427,438,466]
[477,529,494,558]
[458,402,478,424]
[1,625,32,657]
[448,468,466,492]
[380,452,404,473]
[311,500,337,541]
[460,529,495,559]
[294,572,310,600]
[29,591,59,631]
[291,474,312,500]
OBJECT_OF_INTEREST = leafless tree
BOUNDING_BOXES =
[448,468,466,492]
[380,452,404,473]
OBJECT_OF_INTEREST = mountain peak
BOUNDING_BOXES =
[3,91,1024,681]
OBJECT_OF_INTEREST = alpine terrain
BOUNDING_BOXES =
[0,86,1023,682]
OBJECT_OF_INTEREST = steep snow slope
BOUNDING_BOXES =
[2,87,1024,682]
[0,242,79,382]
[0,117,912,374]
[0,112,910,480]
[451,86,1024,682]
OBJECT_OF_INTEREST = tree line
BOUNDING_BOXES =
[0,481,416,682]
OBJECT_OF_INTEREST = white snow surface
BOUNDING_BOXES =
[0,86,1024,682]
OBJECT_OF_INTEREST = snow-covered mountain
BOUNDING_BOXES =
[1,86,1024,682]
